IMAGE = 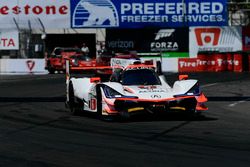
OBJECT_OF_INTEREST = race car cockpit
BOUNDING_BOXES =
[110,68,161,86]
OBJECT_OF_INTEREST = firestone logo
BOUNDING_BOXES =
[0,4,68,15]
[195,28,221,46]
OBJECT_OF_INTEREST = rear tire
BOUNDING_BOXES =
[48,65,55,74]
[68,82,81,115]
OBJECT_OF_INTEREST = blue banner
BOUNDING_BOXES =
[70,0,228,28]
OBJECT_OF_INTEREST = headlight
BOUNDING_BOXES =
[103,86,123,98]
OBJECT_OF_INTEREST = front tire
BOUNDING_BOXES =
[96,86,103,119]
[96,86,114,121]
[156,61,162,75]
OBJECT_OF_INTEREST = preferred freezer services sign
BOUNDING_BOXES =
[71,0,228,28]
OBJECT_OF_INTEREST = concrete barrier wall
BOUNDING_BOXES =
[0,59,47,74]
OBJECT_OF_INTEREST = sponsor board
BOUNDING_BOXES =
[71,0,227,28]
[0,0,227,29]
[149,29,188,52]
[189,27,242,58]
[0,30,18,50]
[0,59,47,74]
[178,53,242,72]
[0,0,70,29]
[106,28,189,55]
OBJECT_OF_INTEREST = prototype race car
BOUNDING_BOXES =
[69,54,96,71]
[45,47,81,73]
[65,58,208,120]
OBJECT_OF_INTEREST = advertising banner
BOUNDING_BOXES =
[0,59,47,74]
[189,27,242,58]
[106,28,189,57]
[0,0,70,29]
[178,53,242,72]
[0,30,19,50]
[71,0,228,28]
[0,0,227,29]
[242,27,250,51]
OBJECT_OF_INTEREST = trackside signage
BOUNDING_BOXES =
[0,30,19,50]
[0,0,227,29]
[0,59,47,74]
[71,0,228,28]
[0,0,70,29]
[189,27,242,57]
[106,28,189,56]
[178,54,243,72]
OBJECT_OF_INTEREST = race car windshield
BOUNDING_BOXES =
[122,69,161,86]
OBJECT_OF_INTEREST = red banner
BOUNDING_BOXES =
[178,53,242,72]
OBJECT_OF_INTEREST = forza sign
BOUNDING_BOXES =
[106,28,189,53]
[150,29,179,52]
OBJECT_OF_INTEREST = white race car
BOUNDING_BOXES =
[65,58,208,120]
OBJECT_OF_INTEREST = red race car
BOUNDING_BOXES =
[69,54,96,70]
[45,47,84,74]
[95,51,139,75]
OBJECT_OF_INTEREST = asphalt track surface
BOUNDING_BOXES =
[0,72,250,167]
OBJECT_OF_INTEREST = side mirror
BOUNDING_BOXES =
[179,74,189,80]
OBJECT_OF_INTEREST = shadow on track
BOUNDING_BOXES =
[74,111,217,123]
[1,96,250,103]
[208,96,250,101]
[0,97,65,102]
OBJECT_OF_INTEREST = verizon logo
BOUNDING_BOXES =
[155,29,175,40]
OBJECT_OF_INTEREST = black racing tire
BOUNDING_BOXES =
[185,98,198,116]
[46,61,55,74]
[96,86,103,119]
[48,66,55,74]
[68,82,80,115]
[156,61,162,75]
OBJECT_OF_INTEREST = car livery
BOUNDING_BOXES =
[65,57,208,120]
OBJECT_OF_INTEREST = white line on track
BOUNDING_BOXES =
[201,83,218,88]
[228,98,250,107]
[0,75,63,83]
